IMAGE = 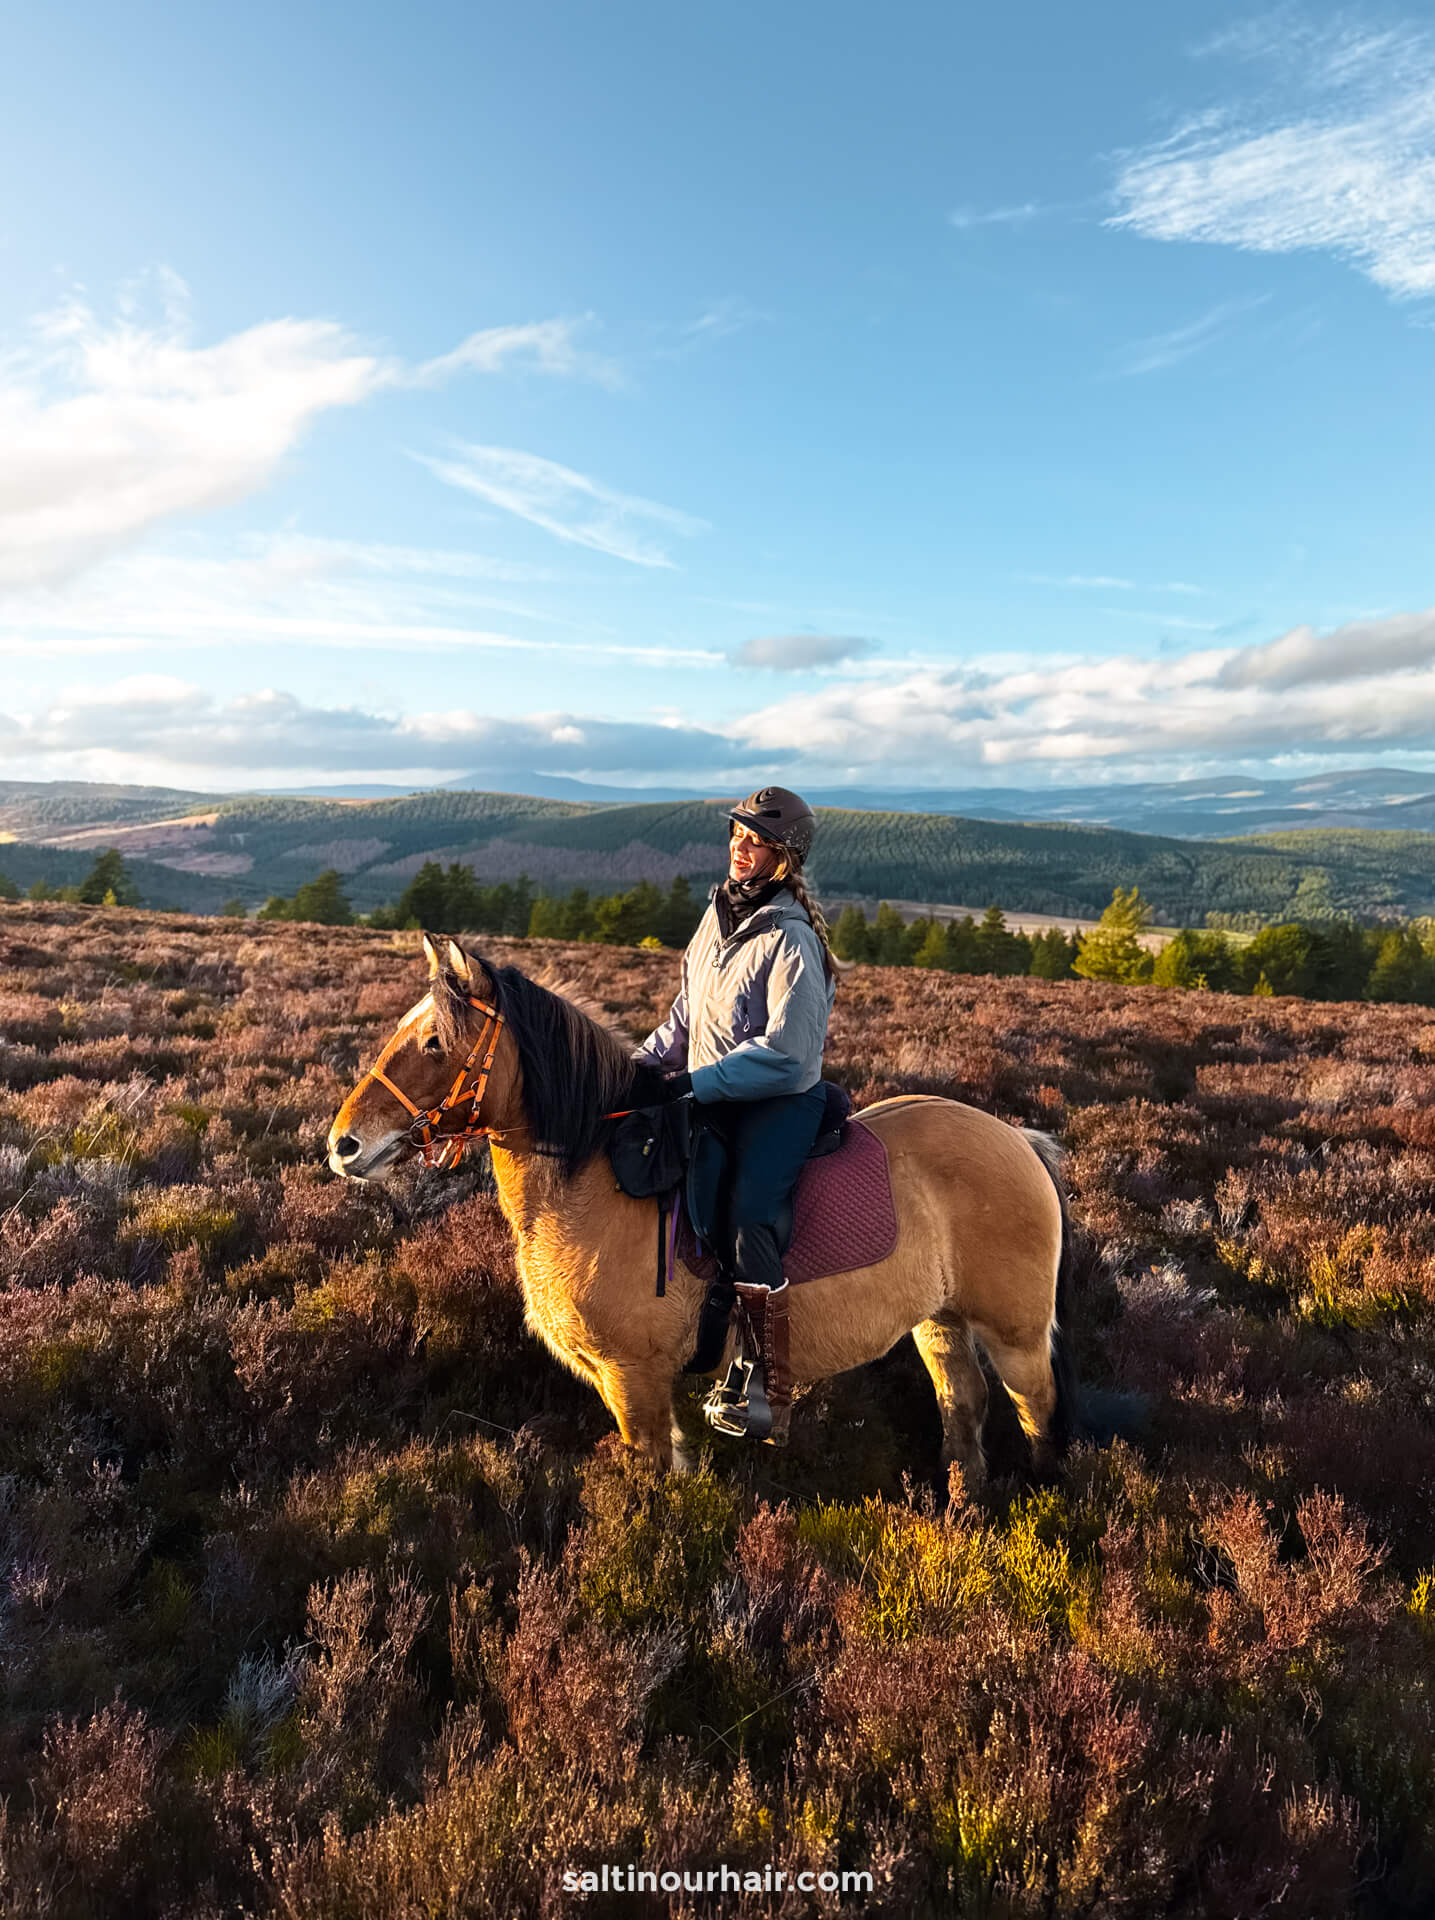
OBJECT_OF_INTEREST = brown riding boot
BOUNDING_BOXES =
[762,1281,792,1446]
[721,1281,792,1447]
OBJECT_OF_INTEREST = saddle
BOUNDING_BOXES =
[606,1083,899,1446]
[677,1107,899,1286]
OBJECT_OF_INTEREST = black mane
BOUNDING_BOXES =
[434,954,670,1178]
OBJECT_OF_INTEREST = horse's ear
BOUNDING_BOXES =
[422,932,443,976]
[446,939,473,984]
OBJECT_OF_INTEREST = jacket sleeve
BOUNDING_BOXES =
[631,949,690,1070]
[690,923,831,1102]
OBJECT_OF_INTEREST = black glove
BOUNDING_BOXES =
[655,1069,693,1104]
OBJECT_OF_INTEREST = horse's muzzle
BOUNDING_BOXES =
[326,1127,407,1181]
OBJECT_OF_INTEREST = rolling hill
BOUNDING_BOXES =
[6,782,1435,925]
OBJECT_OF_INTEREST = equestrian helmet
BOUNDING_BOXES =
[727,786,817,863]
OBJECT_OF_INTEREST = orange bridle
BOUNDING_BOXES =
[359,993,506,1170]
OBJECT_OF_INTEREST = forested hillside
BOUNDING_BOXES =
[86,795,1435,922]
[0,780,216,835]
[9,783,1435,924]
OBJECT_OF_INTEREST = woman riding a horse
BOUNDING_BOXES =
[632,786,841,1406]
[327,797,1079,1485]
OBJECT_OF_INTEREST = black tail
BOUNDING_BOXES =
[1028,1132,1148,1456]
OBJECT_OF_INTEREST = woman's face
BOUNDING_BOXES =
[729,822,782,883]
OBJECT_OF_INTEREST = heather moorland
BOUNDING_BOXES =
[2,902,1434,1917]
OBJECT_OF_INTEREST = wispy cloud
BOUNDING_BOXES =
[682,297,766,342]
[1021,573,1203,595]
[948,202,1044,230]
[1109,294,1270,376]
[410,314,620,387]
[417,444,707,569]
[0,534,724,664]
[732,633,876,671]
[0,282,620,592]
[1109,17,1435,298]
[1096,609,1222,632]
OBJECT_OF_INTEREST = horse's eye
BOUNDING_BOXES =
[423,1034,443,1055]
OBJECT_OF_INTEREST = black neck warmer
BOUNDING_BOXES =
[717,871,786,935]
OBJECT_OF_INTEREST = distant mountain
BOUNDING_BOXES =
[7,767,1435,840]
[439,767,1435,837]
[443,770,713,803]
[260,783,425,799]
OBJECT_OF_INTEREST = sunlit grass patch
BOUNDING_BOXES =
[1408,1568,1435,1636]
[997,1489,1079,1628]
[290,1251,411,1330]
[576,1448,742,1630]
[27,1106,140,1169]
[931,1783,1034,1891]
[127,1191,240,1254]
[1296,1228,1423,1329]
[797,1492,1086,1642]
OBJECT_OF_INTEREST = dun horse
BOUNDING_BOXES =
[328,935,1081,1484]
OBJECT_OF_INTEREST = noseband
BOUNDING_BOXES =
[359,994,506,1170]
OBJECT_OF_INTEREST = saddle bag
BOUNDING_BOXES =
[609,1098,694,1199]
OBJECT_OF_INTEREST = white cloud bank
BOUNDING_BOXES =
[1109,18,1435,297]
[0,282,619,591]
[0,678,765,786]
[9,608,1435,788]
[741,609,1435,770]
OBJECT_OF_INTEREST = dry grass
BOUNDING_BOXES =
[0,901,1432,1916]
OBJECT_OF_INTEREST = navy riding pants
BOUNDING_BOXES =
[694,1084,827,1291]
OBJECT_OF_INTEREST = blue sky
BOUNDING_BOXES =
[4,1,1435,792]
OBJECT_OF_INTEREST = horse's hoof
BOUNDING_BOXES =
[669,1420,699,1473]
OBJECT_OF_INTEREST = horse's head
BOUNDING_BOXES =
[327,933,520,1180]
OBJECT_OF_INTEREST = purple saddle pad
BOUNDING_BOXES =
[675,1116,898,1286]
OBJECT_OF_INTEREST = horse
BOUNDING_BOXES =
[326,934,1082,1486]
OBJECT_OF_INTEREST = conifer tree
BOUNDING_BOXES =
[1074,887,1154,983]
[287,869,353,925]
[913,920,949,969]
[78,848,139,907]
[832,905,871,962]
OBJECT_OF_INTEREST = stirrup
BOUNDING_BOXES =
[701,1357,773,1441]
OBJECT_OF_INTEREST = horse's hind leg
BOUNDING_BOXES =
[596,1361,676,1470]
[974,1327,1062,1480]
[912,1315,988,1496]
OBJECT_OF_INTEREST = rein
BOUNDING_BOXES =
[360,993,507,1170]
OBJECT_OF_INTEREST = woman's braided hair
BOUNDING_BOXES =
[773,854,851,980]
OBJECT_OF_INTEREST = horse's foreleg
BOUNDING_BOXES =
[912,1315,988,1494]
[975,1327,1062,1479]
[596,1361,675,1469]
